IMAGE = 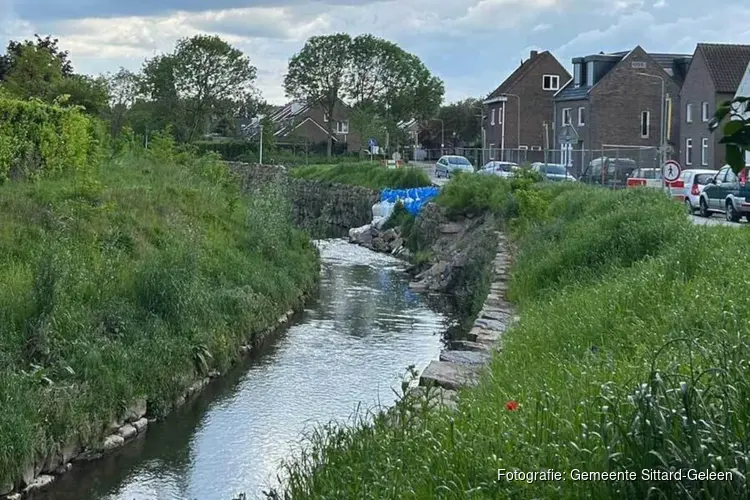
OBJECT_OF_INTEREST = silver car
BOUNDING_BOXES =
[531,162,577,182]
[479,161,519,178]
[435,155,474,178]
[680,169,716,213]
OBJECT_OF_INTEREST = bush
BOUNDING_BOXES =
[0,149,319,483]
[270,186,745,500]
[0,97,93,182]
[290,162,431,190]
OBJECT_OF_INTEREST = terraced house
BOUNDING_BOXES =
[553,46,691,176]
[679,43,750,170]
[483,50,570,163]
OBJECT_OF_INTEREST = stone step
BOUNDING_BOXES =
[419,361,480,391]
[439,349,491,365]
[480,309,512,322]
[450,340,493,352]
[473,317,509,332]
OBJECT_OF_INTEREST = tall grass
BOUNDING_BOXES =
[269,185,750,499]
[290,162,431,190]
[0,150,319,483]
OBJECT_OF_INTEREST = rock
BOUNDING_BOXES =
[419,361,480,391]
[73,449,101,462]
[54,463,72,475]
[473,318,508,332]
[480,309,512,321]
[390,237,404,254]
[381,228,397,243]
[117,424,137,440]
[439,350,491,365]
[61,436,81,464]
[7,493,21,500]
[21,462,35,486]
[371,237,388,252]
[208,370,220,378]
[103,434,125,451]
[450,340,493,352]
[0,482,13,495]
[133,417,148,434]
[407,386,460,411]
[121,397,147,423]
[23,474,54,493]
[439,222,462,234]
[408,281,428,292]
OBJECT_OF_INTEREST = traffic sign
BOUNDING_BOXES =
[368,138,377,148]
[662,160,681,182]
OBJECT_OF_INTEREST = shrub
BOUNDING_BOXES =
[290,162,431,190]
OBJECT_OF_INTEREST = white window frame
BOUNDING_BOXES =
[701,138,708,166]
[686,103,693,123]
[543,74,560,91]
[491,108,495,126]
[519,145,529,150]
[336,120,349,134]
[578,107,585,126]
[686,138,693,165]
[640,111,650,138]
[323,112,329,122]
[531,146,542,151]
[562,108,571,126]
[489,143,495,160]
[701,102,709,122]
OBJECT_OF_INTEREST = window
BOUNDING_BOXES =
[531,146,542,151]
[701,102,709,122]
[519,145,529,150]
[685,138,693,165]
[640,111,650,138]
[701,138,709,166]
[574,64,582,87]
[336,120,349,134]
[586,61,595,86]
[489,144,495,159]
[578,107,585,126]
[323,112,329,122]
[498,105,503,124]
[543,75,560,91]
[491,108,495,126]
[562,108,571,126]
[686,103,693,123]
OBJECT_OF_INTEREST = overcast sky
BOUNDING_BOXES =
[1,0,748,104]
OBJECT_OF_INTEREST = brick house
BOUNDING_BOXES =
[679,43,750,170]
[553,46,691,175]
[244,99,362,153]
[483,50,570,163]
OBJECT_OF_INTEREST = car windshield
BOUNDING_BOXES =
[449,157,471,165]
[488,163,511,171]
[694,173,714,185]
[539,165,567,175]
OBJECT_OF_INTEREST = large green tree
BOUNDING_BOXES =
[106,68,140,137]
[711,96,750,173]
[284,33,352,158]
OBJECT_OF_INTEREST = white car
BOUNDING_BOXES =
[478,161,518,178]
[435,155,474,178]
[680,169,717,213]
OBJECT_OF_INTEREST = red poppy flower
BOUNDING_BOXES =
[505,400,519,411]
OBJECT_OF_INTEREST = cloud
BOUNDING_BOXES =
[2,0,749,105]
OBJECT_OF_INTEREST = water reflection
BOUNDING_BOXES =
[35,239,452,500]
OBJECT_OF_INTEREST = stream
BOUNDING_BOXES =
[35,239,454,500]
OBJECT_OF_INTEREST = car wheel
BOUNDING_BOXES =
[699,198,710,217]
[685,199,693,214]
[726,201,741,222]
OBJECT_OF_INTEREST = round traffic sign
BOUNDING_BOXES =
[662,160,681,182]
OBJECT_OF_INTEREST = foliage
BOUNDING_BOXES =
[270,187,750,500]
[0,150,319,484]
[0,34,73,80]
[290,162,431,190]
[710,96,750,173]
[420,98,484,148]
[0,96,93,183]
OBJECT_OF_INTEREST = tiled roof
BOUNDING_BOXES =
[555,85,591,102]
[698,43,750,93]
[487,52,542,99]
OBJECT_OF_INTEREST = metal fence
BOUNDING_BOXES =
[413,145,662,188]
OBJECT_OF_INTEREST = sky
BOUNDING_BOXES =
[1,0,749,105]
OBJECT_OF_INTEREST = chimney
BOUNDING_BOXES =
[530,50,538,59]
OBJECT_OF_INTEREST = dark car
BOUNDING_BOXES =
[698,165,750,222]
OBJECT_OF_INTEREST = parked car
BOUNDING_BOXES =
[585,157,638,187]
[479,161,518,178]
[698,165,750,222]
[626,168,662,189]
[679,169,717,213]
[435,155,474,178]
[530,162,576,182]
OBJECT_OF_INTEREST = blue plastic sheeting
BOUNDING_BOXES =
[380,187,439,216]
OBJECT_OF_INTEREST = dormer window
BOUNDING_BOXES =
[574,63,582,87]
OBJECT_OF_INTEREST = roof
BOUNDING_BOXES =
[487,50,562,99]
[697,43,750,93]
[555,47,692,102]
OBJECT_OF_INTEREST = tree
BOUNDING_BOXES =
[171,35,257,142]
[710,96,750,173]
[1,43,64,101]
[106,68,140,137]
[139,54,185,139]
[284,33,352,158]
[421,98,482,148]
[0,34,73,81]
[54,74,109,116]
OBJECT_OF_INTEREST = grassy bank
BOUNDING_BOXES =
[290,162,431,190]
[271,182,750,499]
[0,151,319,483]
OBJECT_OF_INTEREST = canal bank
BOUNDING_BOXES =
[28,239,454,500]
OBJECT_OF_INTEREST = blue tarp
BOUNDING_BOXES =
[380,187,439,216]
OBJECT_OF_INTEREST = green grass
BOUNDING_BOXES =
[290,162,432,190]
[0,151,319,483]
[269,185,750,499]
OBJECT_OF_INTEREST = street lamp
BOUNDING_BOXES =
[259,123,264,164]
[636,72,666,169]
[503,94,521,161]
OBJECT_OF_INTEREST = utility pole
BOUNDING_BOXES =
[259,124,264,164]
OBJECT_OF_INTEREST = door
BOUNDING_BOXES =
[708,167,729,210]
[723,168,740,208]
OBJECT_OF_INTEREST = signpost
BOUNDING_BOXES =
[662,159,681,199]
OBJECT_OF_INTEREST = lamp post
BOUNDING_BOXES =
[500,93,521,162]
[259,124,264,164]
[636,72,666,169]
